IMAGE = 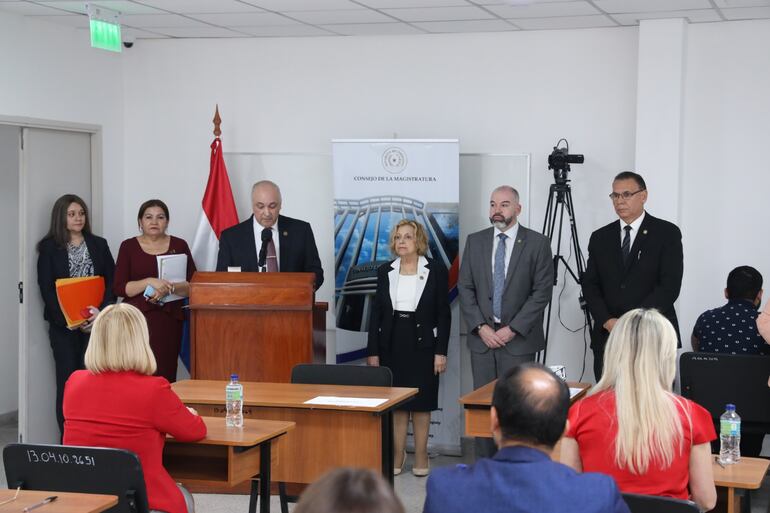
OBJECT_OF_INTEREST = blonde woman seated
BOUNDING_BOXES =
[561,308,717,511]
[63,303,206,513]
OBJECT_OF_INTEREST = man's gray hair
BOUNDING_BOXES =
[492,185,520,203]
[252,180,282,203]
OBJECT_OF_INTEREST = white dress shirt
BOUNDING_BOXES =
[395,274,418,312]
[619,211,645,250]
[253,216,281,270]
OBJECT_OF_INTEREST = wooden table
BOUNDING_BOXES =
[172,380,417,487]
[712,456,770,513]
[0,490,117,513]
[459,380,591,438]
[164,416,294,513]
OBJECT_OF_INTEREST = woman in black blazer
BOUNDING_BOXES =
[367,220,451,477]
[37,194,115,435]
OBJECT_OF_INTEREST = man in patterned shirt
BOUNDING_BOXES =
[692,266,768,355]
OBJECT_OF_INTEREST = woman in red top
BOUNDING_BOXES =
[63,303,206,513]
[113,199,196,382]
[561,308,717,511]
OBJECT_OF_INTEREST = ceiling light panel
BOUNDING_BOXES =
[384,5,495,21]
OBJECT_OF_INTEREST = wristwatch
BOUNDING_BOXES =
[471,323,485,335]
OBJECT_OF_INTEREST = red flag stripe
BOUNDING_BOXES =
[202,138,239,239]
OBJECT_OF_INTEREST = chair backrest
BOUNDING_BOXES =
[3,443,150,513]
[679,352,770,430]
[622,493,699,513]
[291,363,392,387]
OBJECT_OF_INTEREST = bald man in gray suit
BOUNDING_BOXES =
[459,185,554,458]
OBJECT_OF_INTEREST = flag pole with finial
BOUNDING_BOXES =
[213,104,222,138]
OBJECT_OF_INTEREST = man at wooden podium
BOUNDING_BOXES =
[216,180,324,290]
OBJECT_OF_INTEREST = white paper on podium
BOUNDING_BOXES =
[304,396,388,407]
[157,254,187,302]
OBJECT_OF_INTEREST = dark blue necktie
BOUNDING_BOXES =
[621,225,632,263]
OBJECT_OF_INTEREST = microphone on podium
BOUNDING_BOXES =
[258,228,272,271]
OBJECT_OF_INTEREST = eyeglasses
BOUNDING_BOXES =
[609,189,645,201]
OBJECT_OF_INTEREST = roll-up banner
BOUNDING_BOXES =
[332,139,460,453]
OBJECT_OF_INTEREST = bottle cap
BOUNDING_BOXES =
[726,403,735,410]
[230,373,238,381]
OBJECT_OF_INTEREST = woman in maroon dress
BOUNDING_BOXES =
[113,199,196,382]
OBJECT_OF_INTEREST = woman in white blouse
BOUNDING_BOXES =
[367,220,451,477]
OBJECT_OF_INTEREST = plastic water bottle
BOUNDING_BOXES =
[225,374,243,428]
[718,404,741,465]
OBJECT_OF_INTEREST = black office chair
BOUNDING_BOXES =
[3,443,149,513]
[622,493,699,513]
[275,363,393,513]
[680,352,770,512]
[290,363,393,387]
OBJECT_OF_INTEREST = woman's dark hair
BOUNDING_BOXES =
[137,199,170,225]
[37,194,92,250]
[293,468,405,513]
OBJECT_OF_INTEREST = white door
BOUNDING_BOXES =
[19,127,92,443]
[0,125,21,420]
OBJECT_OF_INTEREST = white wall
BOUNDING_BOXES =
[678,19,770,349]
[0,11,124,250]
[123,27,640,383]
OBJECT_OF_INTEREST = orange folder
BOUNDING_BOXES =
[55,276,105,328]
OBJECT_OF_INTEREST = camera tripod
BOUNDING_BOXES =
[540,178,592,364]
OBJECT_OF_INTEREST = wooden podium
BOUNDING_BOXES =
[189,272,314,382]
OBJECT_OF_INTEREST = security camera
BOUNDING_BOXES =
[123,35,135,48]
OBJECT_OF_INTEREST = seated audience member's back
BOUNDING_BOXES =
[423,363,629,513]
[63,304,206,513]
[692,265,768,355]
[294,467,404,513]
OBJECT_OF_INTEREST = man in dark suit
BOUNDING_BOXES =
[423,363,629,513]
[582,171,683,380]
[459,185,553,458]
[216,180,324,290]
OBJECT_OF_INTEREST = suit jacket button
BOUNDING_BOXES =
[416,323,421,328]
[417,337,422,341]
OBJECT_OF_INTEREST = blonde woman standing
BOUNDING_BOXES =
[367,220,451,477]
[561,308,717,511]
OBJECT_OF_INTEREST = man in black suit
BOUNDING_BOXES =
[582,171,683,379]
[216,180,324,290]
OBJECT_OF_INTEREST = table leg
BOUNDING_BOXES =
[727,486,735,513]
[382,411,394,486]
[260,442,272,513]
[249,479,259,513]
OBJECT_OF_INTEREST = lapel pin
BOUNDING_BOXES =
[517,239,522,243]
[283,231,288,237]
[643,229,648,235]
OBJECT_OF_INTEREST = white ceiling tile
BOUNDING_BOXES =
[188,12,298,26]
[383,5,495,21]
[474,0,572,3]
[514,14,617,28]
[414,18,516,31]
[121,13,209,27]
[612,9,722,24]
[0,2,73,15]
[240,0,363,11]
[357,0,470,7]
[722,5,770,17]
[35,1,164,14]
[288,9,393,24]
[133,0,264,13]
[236,24,335,36]
[151,25,247,36]
[322,22,425,34]
[30,14,90,27]
[716,0,770,6]
[118,25,169,38]
[593,0,711,14]
[487,1,600,18]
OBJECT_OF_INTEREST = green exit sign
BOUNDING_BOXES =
[90,18,122,52]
